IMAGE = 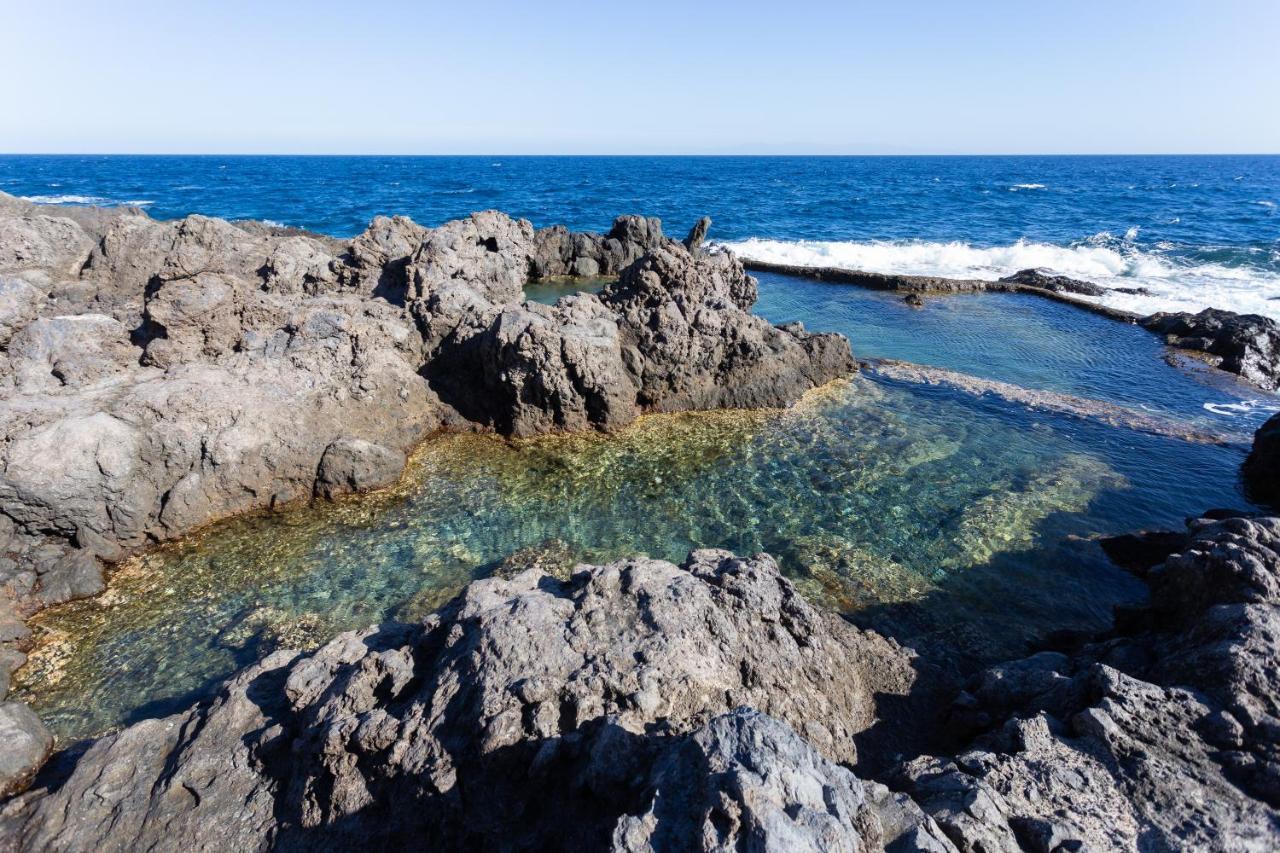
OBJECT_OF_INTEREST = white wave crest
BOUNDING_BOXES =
[1009,183,1046,191]
[1204,399,1280,417]
[722,236,1280,320]
[21,194,110,205]
[21,194,152,207]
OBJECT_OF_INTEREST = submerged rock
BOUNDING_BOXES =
[1141,307,1280,391]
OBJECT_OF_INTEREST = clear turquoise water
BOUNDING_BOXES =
[16,278,1265,742]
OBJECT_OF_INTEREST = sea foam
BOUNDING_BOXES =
[723,236,1280,320]
[21,194,153,207]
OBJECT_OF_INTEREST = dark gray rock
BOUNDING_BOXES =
[0,703,51,800]
[682,215,711,252]
[0,551,924,850]
[1141,308,1280,391]
[900,515,1280,851]
[997,268,1108,297]
[601,244,855,414]
[1245,412,1280,507]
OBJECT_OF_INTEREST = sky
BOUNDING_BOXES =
[2,0,1278,154]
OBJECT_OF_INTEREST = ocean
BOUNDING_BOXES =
[3,154,1278,318]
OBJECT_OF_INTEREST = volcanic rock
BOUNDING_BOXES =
[1141,308,1280,391]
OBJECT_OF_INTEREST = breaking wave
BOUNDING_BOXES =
[722,235,1280,320]
[21,194,153,207]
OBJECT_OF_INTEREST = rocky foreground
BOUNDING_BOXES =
[2,517,1279,850]
[0,194,852,707]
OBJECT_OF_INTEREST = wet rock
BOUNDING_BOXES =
[314,438,407,500]
[0,551,922,850]
[903,292,925,308]
[0,703,52,799]
[997,268,1108,297]
[1097,528,1189,573]
[1244,412,1280,507]
[1141,308,1280,391]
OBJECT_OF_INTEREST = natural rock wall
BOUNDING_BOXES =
[0,551,940,851]
[0,194,853,776]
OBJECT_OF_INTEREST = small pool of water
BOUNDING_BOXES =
[522,276,611,305]
[755,271,1280,429]
[15,277,1271,742]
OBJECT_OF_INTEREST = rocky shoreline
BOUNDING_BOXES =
[3,514,1279,850]
[0,193,850,714]
[2,193,1280,849]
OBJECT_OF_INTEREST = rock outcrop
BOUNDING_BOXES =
[0,551,941,851]
[894,515,1280,851]
[1141,308,1280,391]
[996,268,1108,296]
[0,193,854,793]
[4,517,1280,849]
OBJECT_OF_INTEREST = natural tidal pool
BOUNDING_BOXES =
[15,279,1272,742]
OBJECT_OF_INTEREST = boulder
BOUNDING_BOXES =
[0,703,52,800]
[1244,412,1280,507]
[1141,308,1280,391]
[315,438,406,499]
[602,244,855,413]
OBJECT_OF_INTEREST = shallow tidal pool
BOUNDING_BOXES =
[16,278,1273,742]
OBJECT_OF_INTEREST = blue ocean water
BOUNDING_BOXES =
[4,154,1278,316]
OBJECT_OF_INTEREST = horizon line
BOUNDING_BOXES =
[2,152,1279,158]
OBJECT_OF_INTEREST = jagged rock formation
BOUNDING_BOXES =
[0,551,945,851]
[0,195,852,714]
[1141,308,1280,391]
[893,515,1280,851]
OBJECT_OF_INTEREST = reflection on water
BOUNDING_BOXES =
[16,372,1249,741]
[522,276,611,305]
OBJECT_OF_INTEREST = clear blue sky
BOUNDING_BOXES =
[3,0,1277,154]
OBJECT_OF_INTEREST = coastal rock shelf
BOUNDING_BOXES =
[0,193,850,708]
[2,192,1279,850]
